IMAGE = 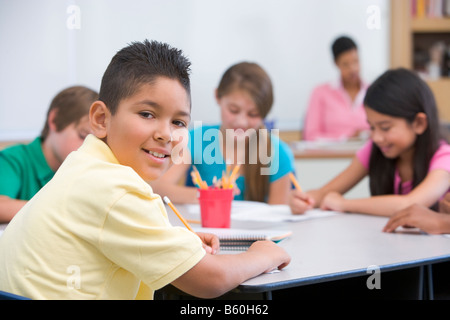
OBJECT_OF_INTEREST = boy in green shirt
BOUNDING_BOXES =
[0,86,98,222]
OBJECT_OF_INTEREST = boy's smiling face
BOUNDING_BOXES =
[91,77,191,181]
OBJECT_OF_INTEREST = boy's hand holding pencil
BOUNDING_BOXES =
[164,196,220,255]
[196,232,220,255]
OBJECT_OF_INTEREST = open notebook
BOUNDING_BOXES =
[195,227,292,251]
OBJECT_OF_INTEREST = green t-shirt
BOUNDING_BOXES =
[0,137,54,200]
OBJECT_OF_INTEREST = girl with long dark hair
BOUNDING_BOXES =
[290,68,450,216]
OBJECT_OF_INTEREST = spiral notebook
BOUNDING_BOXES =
[195,227,292,251]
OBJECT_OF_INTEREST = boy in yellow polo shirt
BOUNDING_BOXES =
[0,40,290,300]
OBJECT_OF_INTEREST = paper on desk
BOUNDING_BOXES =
[184,201,339,223]
[232,203,339,222]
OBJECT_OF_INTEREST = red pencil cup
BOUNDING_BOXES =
[198,187,234,228]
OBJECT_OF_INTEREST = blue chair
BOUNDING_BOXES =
[0,290,30,300]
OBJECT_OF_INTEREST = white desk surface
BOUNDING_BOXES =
[170,204,450,293]
[2,204,449,294]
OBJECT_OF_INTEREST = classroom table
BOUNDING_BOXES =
[2,206,449,300]
[162,204,450,300]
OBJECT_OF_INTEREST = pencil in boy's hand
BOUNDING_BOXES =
[163,196,194,232]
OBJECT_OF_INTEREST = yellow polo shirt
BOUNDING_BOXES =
[0,135,205,299]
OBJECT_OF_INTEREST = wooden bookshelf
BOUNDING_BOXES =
[412,17,450,32]
[390,0,450,122]
[428,78,450,120]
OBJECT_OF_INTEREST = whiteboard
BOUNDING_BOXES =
[0,0,389,140]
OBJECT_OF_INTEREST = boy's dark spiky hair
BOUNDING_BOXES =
[99,39,191,114]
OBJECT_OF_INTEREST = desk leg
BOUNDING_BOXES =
[425,264,434,300]
[263,291,272,300]
[419,266,424,300]
[419,264,435,300]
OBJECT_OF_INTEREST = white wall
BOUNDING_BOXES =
[0,0,390,141]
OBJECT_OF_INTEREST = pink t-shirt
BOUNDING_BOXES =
[356,140,450,195]
[303,80,370,141]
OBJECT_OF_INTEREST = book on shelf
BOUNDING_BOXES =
[411,0,450,18]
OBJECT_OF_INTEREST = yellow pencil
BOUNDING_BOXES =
[222,170,229,189]
[163,196,194,232]
[227,164,241,189]
[288,172,313,205]
[192,166,208,189]
[289,172,302,192]
[190,171,201,188]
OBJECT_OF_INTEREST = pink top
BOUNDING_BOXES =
[356,139,450,195]
[303,80,370,141]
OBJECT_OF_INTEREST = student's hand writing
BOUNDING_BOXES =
[320,191,345,212]
[196,232,220,255]
[383,204,443,234]
[439,192,450,214]
[247,240,291,273]
[289,189,315,214]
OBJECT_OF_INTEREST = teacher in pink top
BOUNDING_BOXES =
[303,36,370,141]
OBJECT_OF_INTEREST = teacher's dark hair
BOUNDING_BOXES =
[332,36,357,61]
